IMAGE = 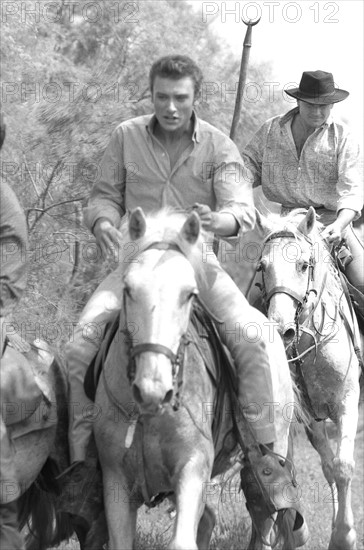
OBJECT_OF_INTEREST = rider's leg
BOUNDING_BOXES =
[66,267,124,464]
[195,250,310,540]
[195,250,280,446]
[343,225,364,294]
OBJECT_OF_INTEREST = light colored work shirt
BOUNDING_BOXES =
[84,112,255,233]
[243,107,363,221]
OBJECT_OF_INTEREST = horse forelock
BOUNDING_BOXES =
[263,208,328,247]
[118,209,209,283]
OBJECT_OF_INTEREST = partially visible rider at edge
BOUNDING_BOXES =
[63,55,293,492]
[243,70,364,295]
[0,112,28,550]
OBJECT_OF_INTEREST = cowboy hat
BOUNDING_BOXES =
[285,71,349,104]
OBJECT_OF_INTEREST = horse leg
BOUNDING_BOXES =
[102,467,138,550]
[329,390,359,550]
[169,459,212,550]
[196,504,215,550]
[305,420,338,529]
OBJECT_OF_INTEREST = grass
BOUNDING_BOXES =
[49,474,253,549]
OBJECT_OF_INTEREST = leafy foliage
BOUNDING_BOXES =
[1,0,286,350]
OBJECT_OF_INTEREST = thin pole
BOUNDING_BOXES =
[230,17,261,143]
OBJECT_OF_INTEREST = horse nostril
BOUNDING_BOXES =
[132,384,143,404]
[283,327,296,344]
[163,390,173,405]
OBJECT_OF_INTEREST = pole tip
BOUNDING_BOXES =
[242,16,261,26]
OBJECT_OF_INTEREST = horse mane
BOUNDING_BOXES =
[118,208,213,284]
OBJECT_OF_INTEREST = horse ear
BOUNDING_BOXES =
[180,211,200,244]
[255,210,265,236]
[255,209,275,236]
[129,207,147,240]
[298,207,316,236]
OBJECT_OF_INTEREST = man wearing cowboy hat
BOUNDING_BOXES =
[243,70,363,294]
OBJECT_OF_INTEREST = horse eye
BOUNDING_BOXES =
[301,262,309,273]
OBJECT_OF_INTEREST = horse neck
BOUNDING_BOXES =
[310,232,339,296]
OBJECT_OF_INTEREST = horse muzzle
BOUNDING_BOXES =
[131,352,174,414]
[268,295,298,347]
[279,322,297,347]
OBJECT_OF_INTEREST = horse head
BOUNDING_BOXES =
[122,208,201,414]
[257,207,326,347]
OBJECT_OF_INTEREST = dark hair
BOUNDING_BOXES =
[149,55,203,97]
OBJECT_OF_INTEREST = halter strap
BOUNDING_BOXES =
[130,342,177,363]
[263,230,313,246]
[265,286,304,305]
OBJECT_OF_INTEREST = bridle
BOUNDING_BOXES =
[258,230,317,316]
[257,229,338,370]
[121,241,191,409]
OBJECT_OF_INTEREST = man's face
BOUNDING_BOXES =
[152,76,195,134]
[298,100,333,129]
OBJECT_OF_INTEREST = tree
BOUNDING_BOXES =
[0,0,287,350]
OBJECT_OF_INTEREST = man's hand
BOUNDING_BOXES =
[321,222,343,246]
[321,209,356,246]
[192,203,239,237]
[192,203,217,231]
[93,218,122,259]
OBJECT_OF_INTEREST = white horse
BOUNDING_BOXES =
[252,206,362,550]
[93,208,305,550]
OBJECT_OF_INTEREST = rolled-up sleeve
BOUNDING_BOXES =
[242,123,270,189]
[213,138,255,233]
[336,133,363,217]
[83,126,126,232]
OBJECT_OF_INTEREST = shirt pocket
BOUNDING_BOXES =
[315,151,337,183]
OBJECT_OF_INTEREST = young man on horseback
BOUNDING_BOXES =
[65,55,293,496]
[243,70,364,294]
[0,113,27,550]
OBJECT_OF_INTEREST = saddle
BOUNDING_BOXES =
[0,332,54,431]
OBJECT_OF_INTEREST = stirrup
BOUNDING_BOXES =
[241,453,309,547]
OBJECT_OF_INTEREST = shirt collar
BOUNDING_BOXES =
[280,106,333,130]
[146,111,200,142]
[279,107,299,126]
